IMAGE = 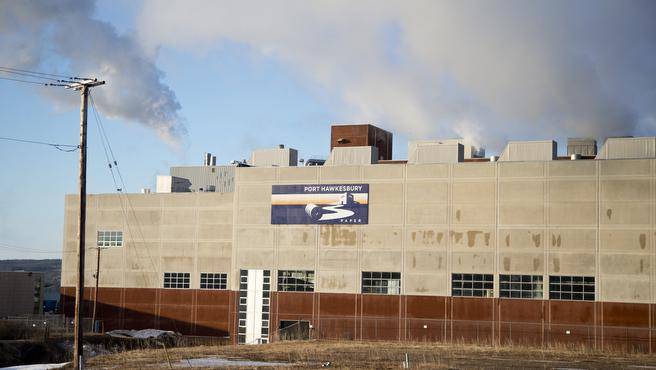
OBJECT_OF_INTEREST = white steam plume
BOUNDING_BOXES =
[138,0,656,152]
[0,0,185,147]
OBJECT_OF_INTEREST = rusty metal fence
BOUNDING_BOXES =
[310,317,653,353]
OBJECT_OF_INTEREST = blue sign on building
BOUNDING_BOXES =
[271,184,369,224]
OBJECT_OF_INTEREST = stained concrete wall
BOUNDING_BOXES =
[62,159,656,304]
[231,159,656,304]
[62,192,233,290]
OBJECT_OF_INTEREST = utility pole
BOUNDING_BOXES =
[70,79,105,370]
[92,246,102,333]
[91,246,102,332]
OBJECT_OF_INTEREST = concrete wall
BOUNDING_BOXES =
[231,159,656,304]
[62,192,233,290]
[62,159,656,305]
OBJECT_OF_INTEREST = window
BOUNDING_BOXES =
[549,276,594,301]
[163,272,190,289]
[200,272,227,289]
[97,231,123,247]
[499,274,543,299]
[452,273,493,297]
[278,270,314,292]
[362,272,401,295]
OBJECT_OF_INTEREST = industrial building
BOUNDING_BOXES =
[1,271,43,317]
[61,125,656,351]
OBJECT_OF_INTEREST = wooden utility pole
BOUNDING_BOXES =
[91,246,101,332]
[71,79,105,370]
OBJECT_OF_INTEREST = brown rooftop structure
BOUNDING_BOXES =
[331,124,393,161]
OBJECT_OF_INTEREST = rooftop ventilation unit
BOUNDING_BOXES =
[324,146,378,166]
[596,137,656,160]
[567,138,597,156]
[250,147,298,167]
[498,140,557,161]
[408,141,464,164]
[305,158,326,166]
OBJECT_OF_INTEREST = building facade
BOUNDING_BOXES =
[59,157,656,351]
[1,271,43,317]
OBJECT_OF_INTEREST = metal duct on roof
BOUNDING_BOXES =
[408,141,464,164]
[324,146,378,166]
[250,147,298,167]
[498,140,557,161]
[596,137,656,159]
[410,139,483,159]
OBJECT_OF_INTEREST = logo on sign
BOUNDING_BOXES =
[271,184,369,224]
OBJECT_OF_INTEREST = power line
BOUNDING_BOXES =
[0,75,48,86]
[0,136,79,152]
[0,66,91,88]
[0,75,77,88]
[89,93,119,187]
[0,68,66,82]
[0,243,60,254]
[11,69,106,370]
[0,65,88,80]
[89,91,159,288]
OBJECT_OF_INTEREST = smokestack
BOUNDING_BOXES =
[204,152,212,166]
[211,155,216,166]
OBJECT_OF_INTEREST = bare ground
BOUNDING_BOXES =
[85,340,656,369]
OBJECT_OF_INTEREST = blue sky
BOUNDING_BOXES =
[0,2,343,259]
[0,0,655,259]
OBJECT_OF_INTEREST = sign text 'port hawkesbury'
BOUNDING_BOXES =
[271,184,369,224]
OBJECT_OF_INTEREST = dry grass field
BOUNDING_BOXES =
[86,340,656,369]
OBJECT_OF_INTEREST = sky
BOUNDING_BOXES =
[0,0,655,259]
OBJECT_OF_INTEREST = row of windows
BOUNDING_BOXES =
[162,270,314,292]
[451,274,593,301]
[163,272,227,289]
[160,270,595,301]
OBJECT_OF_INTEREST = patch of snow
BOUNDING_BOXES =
[170,357,288,368]
[0,363,70,370]
[106,329,179,339]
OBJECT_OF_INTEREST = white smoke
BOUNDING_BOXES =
[0,0,186,147]
[138,0,656,152]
